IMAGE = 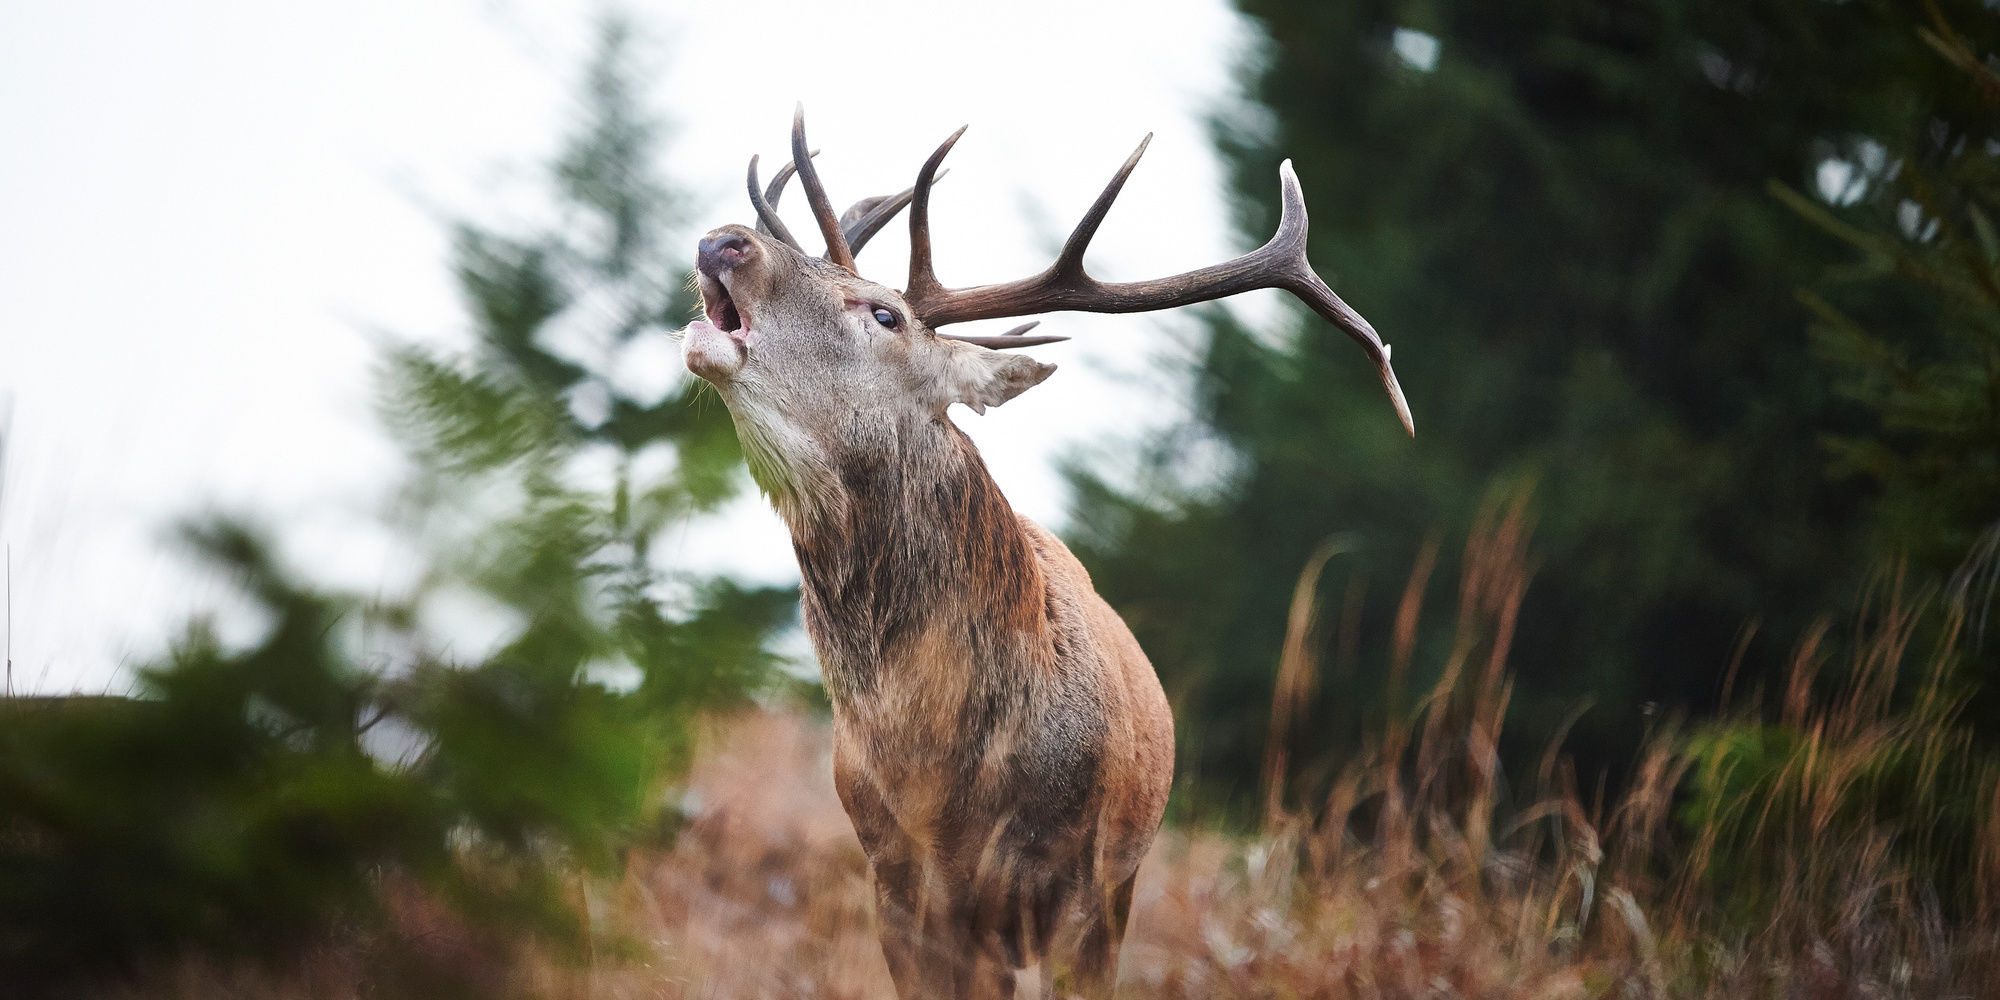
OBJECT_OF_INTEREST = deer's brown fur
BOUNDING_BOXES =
[805,409,1173,997]
[683,223,1172,998]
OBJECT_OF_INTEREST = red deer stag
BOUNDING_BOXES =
[679,108,1412,999]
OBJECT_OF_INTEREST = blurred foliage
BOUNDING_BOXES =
[1679,13,2000,926]
[376,16,786,774]
[1778,10,2000,576]
[1068,0,2000,812]
[1680,566,2000,925]
[0,18,788,997]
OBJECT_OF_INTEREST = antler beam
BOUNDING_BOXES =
[904,132,1414,436]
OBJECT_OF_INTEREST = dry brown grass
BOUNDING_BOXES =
[556,492,1996,999]
[97,698,2000,999]
[87,498,2000,999]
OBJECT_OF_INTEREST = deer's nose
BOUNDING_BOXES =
[697,233,755,276]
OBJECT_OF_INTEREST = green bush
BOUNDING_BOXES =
[0,18,788,996]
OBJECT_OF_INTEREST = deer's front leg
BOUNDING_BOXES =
[873,851,1017,1000]
[867,850,932,997]
[1066,870,1137,999]
[835,747,955,998]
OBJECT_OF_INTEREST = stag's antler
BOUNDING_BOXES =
[903,129,1414,436]
[752,148,928,259]
[789,105,858,273]
[837,187,923,258]
[750,109,1062,351]
[746,154,804,253]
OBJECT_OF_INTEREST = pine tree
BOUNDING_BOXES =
[1067,0,1994,807]
[0,18,789,993]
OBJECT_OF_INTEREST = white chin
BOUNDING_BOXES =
[682,320,745,380]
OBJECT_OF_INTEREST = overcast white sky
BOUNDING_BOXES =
[1,0,1296,693]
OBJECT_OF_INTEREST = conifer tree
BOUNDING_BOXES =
[1067,0,1996,803]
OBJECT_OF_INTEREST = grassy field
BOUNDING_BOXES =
[93,502,2000,999]
[120,696,1993,999]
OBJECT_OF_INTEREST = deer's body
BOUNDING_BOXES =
[792,410,1171,994]
[681,110,1408,999]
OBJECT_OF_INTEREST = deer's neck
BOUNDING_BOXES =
[780,413,1045,700]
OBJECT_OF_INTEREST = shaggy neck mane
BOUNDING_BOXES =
[781,413,1046,698]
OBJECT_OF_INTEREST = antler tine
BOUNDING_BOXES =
[772,126,922,260]
[841,195,903,257]
[838,170,944,257]
[1270,160,1414,436]
[791,104,857,273]
[941,320,1069,349]
[759,152,915,258]
[755,147,910,261]
[747,155,804,252]
[907,125,967,302]
[759,149,816,217]
[902,145,1415,436]
[902,132,1147,320]
[1051,133,1151,278]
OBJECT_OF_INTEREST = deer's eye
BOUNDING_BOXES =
[871,306,900,329]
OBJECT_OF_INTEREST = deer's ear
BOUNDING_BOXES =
[935,340,1056,414]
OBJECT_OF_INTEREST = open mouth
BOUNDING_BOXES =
[698,273,745,334]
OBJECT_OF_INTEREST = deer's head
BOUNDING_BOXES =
[683,222,1054,426]
[683,107,1413,500]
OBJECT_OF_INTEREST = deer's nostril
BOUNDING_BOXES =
[697,234,754,276]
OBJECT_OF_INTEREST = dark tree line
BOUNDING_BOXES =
[1066,0,2000,810]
